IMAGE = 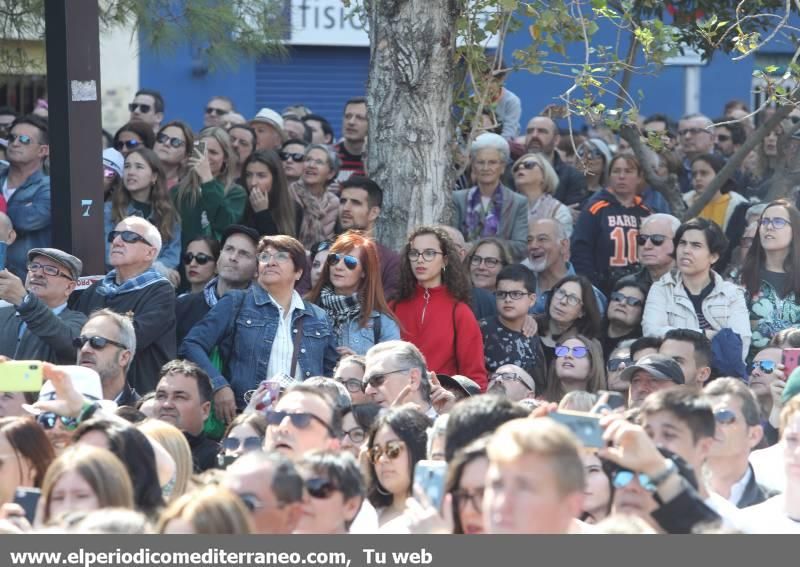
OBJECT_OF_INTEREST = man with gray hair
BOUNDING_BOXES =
[75,216,176,395]
[677,113,715,192]
[76,308,139,406]
[631,213,680,288]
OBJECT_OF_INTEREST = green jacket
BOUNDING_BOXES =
[173,179,246,247]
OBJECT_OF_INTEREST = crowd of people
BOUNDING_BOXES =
[1,85,800,535]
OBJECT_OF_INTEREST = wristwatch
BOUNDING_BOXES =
[77,401,102,423]
[649,458,678,488]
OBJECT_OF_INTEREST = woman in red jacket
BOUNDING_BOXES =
[392,226,488,390]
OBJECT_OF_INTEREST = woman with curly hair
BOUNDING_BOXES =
[391,226,487,390]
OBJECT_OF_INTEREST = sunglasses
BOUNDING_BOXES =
[716,134,732,142]
[107,230,152,247]
[714,409,737,425]
[265,410,335,436]
[183,252,215,265]
[555,345,589,358]
[610,291,643,307]
[305,477,339,499]
[494,290,530,301]
[612,469,656,491]
[636,234,668,246]
[279,151,305,162]
[750,360,775,374]
[8,133,33,145]
[327,253,359,270]
[607,357,631,373]
[72,335,128,350]
[222,436,262,452]
[156,133,185,148]
[114,139,141,151]
[368,440,406,464]
[577,147,603,159]
[513,160,538,172]
[205,107,228,116]
[37,413,79,431]
[336,377,365,394]
[366,368,412,388]
[342,427,366,444]
[128,103,152,113]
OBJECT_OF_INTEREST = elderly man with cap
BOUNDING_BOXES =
[620,353,685,408]
[250,108,286,151]
[0,247,86,363]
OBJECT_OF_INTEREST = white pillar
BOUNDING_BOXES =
[684,65,701,115]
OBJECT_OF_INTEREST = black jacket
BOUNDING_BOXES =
[552,152,588,206]
[74,280,176,395]
[185,431,220,473]
[736,464,778,509]
[175,292,211,347]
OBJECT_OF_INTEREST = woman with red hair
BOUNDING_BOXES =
[307,231,400,355]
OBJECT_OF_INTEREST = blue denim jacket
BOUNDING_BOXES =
[179,285,339,408]
[337,312,401,355]
[1,165,51,278]
[104,202,182,269]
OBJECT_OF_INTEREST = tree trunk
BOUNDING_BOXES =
[365,0,459,248]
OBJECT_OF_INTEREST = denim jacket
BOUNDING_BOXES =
[179,284,339,408]
[336,312,401,355]
[1,165,51,278]
[104,201,182,269]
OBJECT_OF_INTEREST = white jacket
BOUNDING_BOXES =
[642,270,751,360]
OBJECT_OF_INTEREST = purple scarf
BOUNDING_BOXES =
[464,185,503,242]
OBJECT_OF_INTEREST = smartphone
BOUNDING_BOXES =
[0,361,43,392]
[549,410,604,448]
[597,390,626,411]
[413,460,448,510]
[13,487,41,524]
[0,241,7,271]
[195,140,207,155]
[782,348,800,379]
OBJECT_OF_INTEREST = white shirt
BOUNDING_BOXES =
[738,495,800,534]
[704,491,744,530]
[750,442,785,493]
[728,466,753,506]
[2,178,17,202]
[348,500,379,534]
[265,290,305,381]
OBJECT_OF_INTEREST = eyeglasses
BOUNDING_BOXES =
[279,151,305,162]
[761,217,791,230]
[636,234,668,247]
[612,469,656,491]
[678,127,708,137]
[327,253,359,270]
[716,134,732,142]
[128,103,152,113]
[513,160,538,173]
[453,487,484,511]
[714,409,737,425]
[408,249,444,262]
[610,291,643,307]
[205,106,228,116]
[72,335,128,350]
[305,477,339,499]
[265,410,335,437]
[607,357,631,372]
[577,147,603,159]
[258,251,292,264]
[107,230,152,247]
[336,377,365,394]
[342,427,366,444]
[553,288,582,306]
[555,345,589,358]
[368,440,406,464]
[8,133,33,145]
[27,262,72,279]
[156,133,185,148]
[489,372,532,390]
[114,139,141,151]
[493,290,530,301]
[37,413,79,431]
[750,360,775,374]
[183,252,215,265]
[470,255,503,268]
[221,436,263,453]
[366,368,412,388]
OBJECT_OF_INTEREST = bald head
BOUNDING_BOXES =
[488,363,536,402]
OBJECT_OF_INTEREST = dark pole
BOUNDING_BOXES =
[44,0,105,276]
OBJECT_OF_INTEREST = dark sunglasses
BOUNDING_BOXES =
[577,147,603,159]
[279,151,305,162]
[607,357,631,372]
[107,230,152,246]
[636,234,668,246]
[37,413,79,431]
[114,139,141,151]
[265,410,335,436]
[612,469,655,491]
[513,160,538,172]
[222,436,262,452]
[555,345,589,358]
[205,107,228,116]
[610,291,643,307]
[8,133,33,145]
[342,427,366,444]
[305,477,339,499]
[128,103,152,113]
[156,133,185,148]
[183,252,215,265]
[366,368,412,389]
[327,253,359,270]
[336,377,364,394]
[714,409,737,425]
[73,335,128,350]
[368,440,405,464]
[750,360,775,374]
[716,134,732,142]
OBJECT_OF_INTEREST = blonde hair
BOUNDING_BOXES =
[156,485,252,534]
[558,391,598,412]
[175,126,239,207]
[779,396,800,436]
[137,419,193,501]
[512,153,559,195]
[41,445,134,524]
